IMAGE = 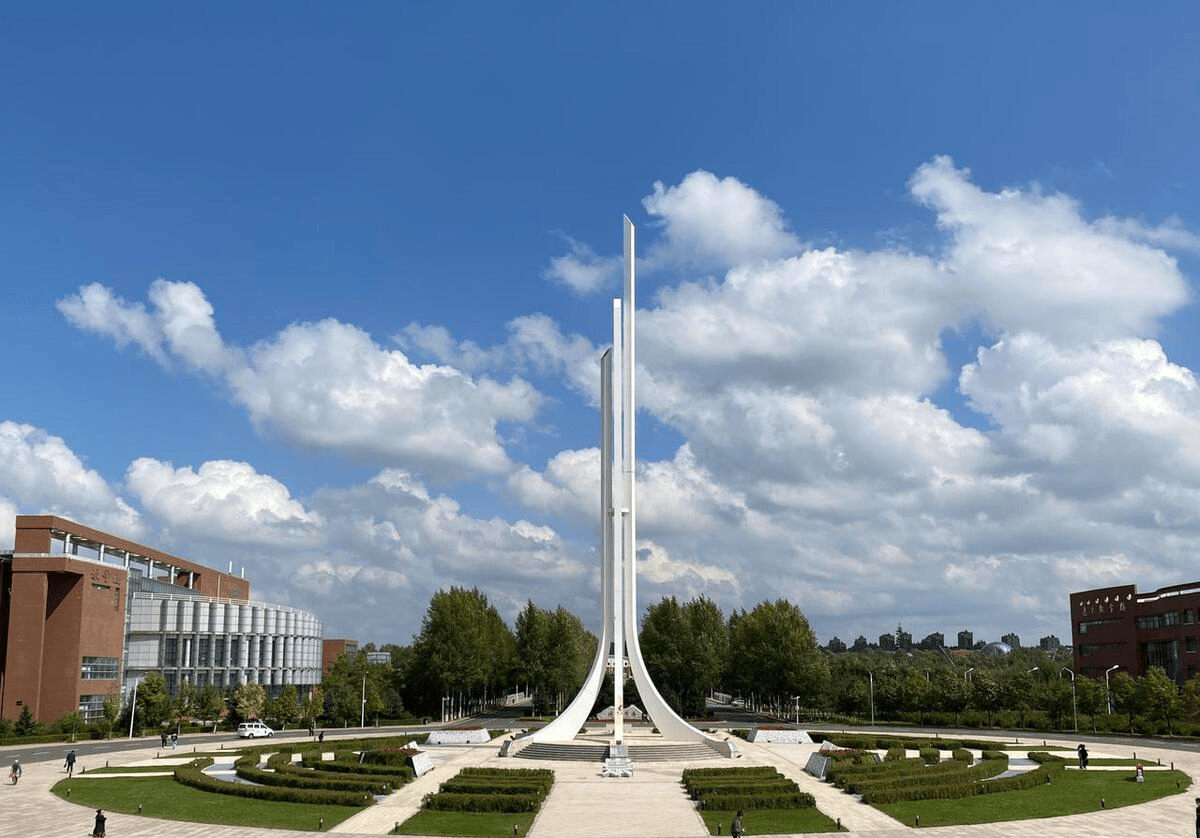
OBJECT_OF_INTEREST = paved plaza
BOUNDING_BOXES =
[1,730,1196,837]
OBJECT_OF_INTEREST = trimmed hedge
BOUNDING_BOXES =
[682,766,815,812]
[235,754,390,795]
[423,767,554,814]
[265,752,411,789]
[173,758,371,807]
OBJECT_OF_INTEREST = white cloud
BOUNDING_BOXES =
[59,283,545,483]
[125,458,322,544]
[910,155,1190,340]
[543,236,621,294]
[0,421,141,535]
[641,170,802,271]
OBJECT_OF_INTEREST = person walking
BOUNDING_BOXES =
[731,809,744,838]
[91,808,107,837]
[171,731,178,749]
[65,749,77,777]
[9,758,20,784]
[1077,743,1089,769]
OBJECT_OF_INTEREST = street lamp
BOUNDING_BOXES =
[1061,667,1078,733]
[1027,666,1039,674]
[360,674,366,728]
[791,695,801,726]
[867,671,875,727]
[1105,665,1120,714]
[964,667,974,682]
[127,678,141,739]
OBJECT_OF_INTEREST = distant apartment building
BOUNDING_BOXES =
[0,515,324,723]
[1001,633,1021,649]
[957,630,973,649]
[1071,581,1200,684]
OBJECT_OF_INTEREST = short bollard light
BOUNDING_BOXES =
[319,818,324,830]
[915,814,920,827]
[138,803,143,815]
[1100,797,1106,809]
[717,822,722,835]
[513,825,519,837]
[836,817,841,831]
[67,788,70,797]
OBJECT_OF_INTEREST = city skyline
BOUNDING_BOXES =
[4,5,1200,645]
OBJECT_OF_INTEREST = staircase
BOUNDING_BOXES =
[507,740,724,762]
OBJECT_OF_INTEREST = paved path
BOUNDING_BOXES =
[0,731,1194,837]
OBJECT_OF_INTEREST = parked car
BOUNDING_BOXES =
[236,721,274,739]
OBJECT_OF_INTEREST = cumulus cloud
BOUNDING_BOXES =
[641,170,802,271]
[125,458,322,544]
[543,236,621,294]
[910,155,1190,340]
[58,285,545,483]
[0,421,141,535]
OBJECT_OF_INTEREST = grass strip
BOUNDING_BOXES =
[699,807,843,834]
[874,768,1189,827]
[393,810,537,836]
[52,776,359,830]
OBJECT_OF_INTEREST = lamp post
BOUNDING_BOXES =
[127,679,140,739]
[1061,667,1078,733]
[964,667,974,681]
[867,671,875,727]
[1105,665,1120,715]
[360,674,366,728]
[1027,666,1039,675]
[792,695,800,726]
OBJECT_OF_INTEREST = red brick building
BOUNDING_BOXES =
[1,515,323,724]
[1071,581,1200,685]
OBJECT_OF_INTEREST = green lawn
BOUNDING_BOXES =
[699,808,843,834]
[875,768,1191,828]
[392,810,538,836]
[52,776,360,831]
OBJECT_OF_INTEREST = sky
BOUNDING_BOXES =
[4,2,1200,650]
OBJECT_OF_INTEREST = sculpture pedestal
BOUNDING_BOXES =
[602,743,632,777]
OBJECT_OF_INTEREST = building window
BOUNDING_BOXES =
[197,638,210,667]
[1143,639,1181,682]
[1165,611,1181,627]
[78,695,109,723]
[81,657,119,680]
[1186,610,1196,625]
[1137,615,1164,630]
[214,637,226,667]
[1188,638,1198,653]
[164,637,178,667]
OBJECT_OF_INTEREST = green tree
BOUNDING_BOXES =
[302,686,324,730]
[15,705,37,736]
[274,685,301,729]
[197,684,226,732]
[234,681,266,721]
[1109,670,1139,731]
[133,672,173,730]
[1136,666,1180,734]
[726,599,828,708]
[1075,675,1106,732]
[514,602,594,715]
[408,586,516,715]
[99,694,121,739]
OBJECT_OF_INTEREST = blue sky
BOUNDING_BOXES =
[4,2,1200,650]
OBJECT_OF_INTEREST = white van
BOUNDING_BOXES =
[236,721,274,739]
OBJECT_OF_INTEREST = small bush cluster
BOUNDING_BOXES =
[423,767,554,813]
[682,766,815,812]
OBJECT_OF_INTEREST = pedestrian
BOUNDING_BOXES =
[161,731,168,748]
[65,748,77,777]
[731,809,744,838]
[91,808,106,837]
[9,758,20,784]
[171,731,178,749]
[1077,743,1089,769]
[318,730,325,743]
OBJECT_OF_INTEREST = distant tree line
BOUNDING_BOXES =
[5,585,1200,740]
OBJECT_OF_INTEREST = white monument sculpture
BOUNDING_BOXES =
[525,218,726,770]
